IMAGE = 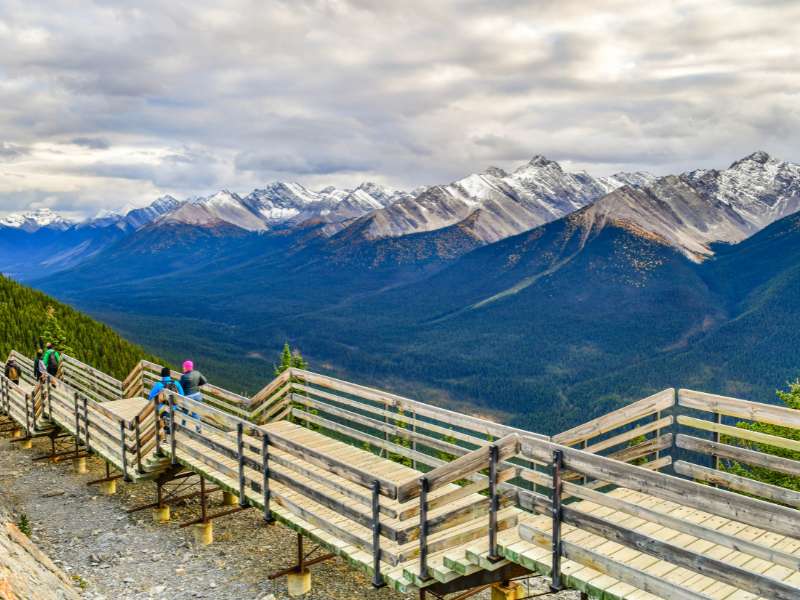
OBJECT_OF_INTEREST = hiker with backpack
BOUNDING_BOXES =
[148,367,184,434]
[42,343,60,377]
[33,349,46,381]
[4,357,21,385]
[180,360,207,402]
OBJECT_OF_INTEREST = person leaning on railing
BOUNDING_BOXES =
[180,360,207,401]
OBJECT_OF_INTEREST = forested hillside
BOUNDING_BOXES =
[0,275,159,380]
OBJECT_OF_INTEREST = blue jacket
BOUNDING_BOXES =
[148,377,184,401]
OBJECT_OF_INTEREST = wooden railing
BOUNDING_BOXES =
[676,388,800,507]
[552,388,674,472]
[517,434,800,600]
[61,354,123,404]
[0,373,32,434]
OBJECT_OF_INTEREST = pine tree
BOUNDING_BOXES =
[274,342,308,375]
[41,305,74,355]
[274,342,293,376]
[725,380,800,492]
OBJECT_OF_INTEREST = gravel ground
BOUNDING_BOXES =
[0,432,580,600]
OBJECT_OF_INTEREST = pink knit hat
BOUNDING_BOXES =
[182,360,193,373]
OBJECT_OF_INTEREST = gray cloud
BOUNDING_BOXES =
[70,137,111,150]
[0,0,799,216]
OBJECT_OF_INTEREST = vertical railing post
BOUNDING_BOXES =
[654,410,662,462]
[31,388,39,430]
[550,449,564,592]
[487,443,501,562]
[371,479,384,587]
[262,432,274,523]
[168,394,176,465]
[418,476,429,580]
[119,419,130,481]
[237,422,249,507]
[46,377,53,420]
[73,392,80,454]
[153,394,163,457]
[82,396,90,451]
[713,411,722,470]
[580,439,588,484]
[134,415,143,473]
[25,393,31,434]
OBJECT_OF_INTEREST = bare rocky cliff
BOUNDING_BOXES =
[0,506,79,600]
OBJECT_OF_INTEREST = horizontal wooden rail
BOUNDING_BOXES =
[679,388,800,429]
[678,414,800,452]
[519,435,800,539]
[396,434,519,503]
[676,433,800,477]
[553,388,674,447]
[674,460,800,508]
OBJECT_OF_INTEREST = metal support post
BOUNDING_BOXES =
[262,433,274,523]
[418,476,429,580]
[371,479,384,587]
[550,449,564,592]
[169,394,176,465]
[237,422,249,507]
[487,443,501,562]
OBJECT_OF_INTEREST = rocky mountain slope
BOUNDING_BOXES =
[347,156,655,243]
[573,152,800,260]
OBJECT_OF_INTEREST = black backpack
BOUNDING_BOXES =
[46,352,59,375]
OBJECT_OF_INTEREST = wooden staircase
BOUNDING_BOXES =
[2,350,800,599]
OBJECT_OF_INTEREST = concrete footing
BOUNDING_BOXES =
[193,522,213,546]
[99,479,117,495]
[73,456,87,474]
[491,582,522,600]
[152,506,170,523]
[287,570,311,597]
[19,438,32,449]
[222,491,238,506]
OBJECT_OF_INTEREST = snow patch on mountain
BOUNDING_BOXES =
[574,152,800,261]
[351,155,656,243]
[0,208,72,232]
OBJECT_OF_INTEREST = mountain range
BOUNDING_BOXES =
[5,151,800,433]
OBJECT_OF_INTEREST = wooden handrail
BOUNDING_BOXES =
[553,388,674,447]
[679,388,800,429]
[396,433,519,503]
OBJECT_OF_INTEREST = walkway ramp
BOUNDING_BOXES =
[3,351,800,599]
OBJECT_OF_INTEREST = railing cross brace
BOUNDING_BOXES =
[267,533,336,580]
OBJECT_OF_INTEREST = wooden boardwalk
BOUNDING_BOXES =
[1,350,799,599]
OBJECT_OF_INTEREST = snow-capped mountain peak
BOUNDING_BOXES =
[0,208,72,232]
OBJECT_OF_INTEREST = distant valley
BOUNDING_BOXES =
[5,151,800,434]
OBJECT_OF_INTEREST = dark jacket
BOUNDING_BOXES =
[180,370,208,396]
[33,356,43,379]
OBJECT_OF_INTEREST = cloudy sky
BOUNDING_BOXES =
[1,0,798,219]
